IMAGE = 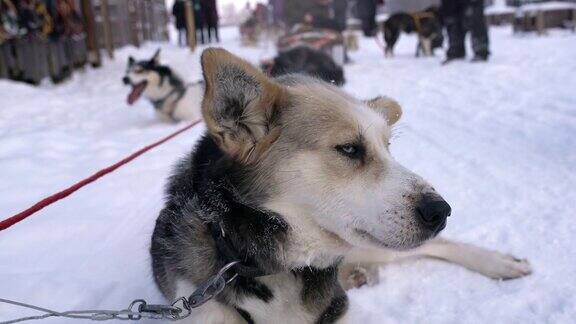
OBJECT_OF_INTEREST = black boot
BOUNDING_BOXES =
[471,55,488,62]
[441,0,466,65]
[442,55,465,65]
[468,0,490,61]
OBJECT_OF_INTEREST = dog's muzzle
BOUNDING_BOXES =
[122,76,131,85]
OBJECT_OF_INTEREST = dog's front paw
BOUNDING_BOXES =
[346,267,369,289]
[482,252,532,280]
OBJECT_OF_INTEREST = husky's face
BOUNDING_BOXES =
[201,49,451,252]
[122,50,168,105]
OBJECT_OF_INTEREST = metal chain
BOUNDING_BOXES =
[0,261,239,324]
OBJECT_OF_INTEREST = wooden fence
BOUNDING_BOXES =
[92,0,169,53]
[0,0,169,85]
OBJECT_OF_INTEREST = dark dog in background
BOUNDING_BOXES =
[262,46,345,86]
[383,7,444,57]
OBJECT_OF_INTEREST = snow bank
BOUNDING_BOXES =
[521,1,576,13]
[485,5,515,16]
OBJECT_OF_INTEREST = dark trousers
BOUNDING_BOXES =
[357,0,377,36]
[196,26,205,44]
[207,25,219,43]
[442,0,489,58]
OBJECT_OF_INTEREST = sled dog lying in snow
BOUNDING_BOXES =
[122,49,203,122]
[150,48,531,323]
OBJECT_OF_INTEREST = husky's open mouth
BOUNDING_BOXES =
[127,81,148,105]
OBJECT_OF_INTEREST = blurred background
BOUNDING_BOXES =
[1,0,575,84]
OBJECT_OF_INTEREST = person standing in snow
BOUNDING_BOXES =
[192,0,206,45]
[332,0,348,33]
[201,0,219,43]
[441,0,490,63]
[172,0,187,47]
[356,0,378,37]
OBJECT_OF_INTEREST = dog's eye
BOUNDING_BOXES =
[335,144,365,160]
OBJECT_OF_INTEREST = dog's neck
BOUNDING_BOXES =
[148,84,187,117]
[144,69,188,116]
[191,136,350,277]
[264,200,352,269]
[195,178,290,275]
[198,183,350,274]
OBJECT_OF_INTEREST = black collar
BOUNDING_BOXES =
[150,85,187,112]
[208,221,267,279]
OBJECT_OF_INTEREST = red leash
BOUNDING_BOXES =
[0,120,203,231]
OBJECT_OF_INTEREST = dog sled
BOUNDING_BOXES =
[277,27,346,66]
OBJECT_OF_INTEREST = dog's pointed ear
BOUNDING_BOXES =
[128,56,135,66]
[201,48,287,164]
[366,96,402,125]
[151,48,161,65]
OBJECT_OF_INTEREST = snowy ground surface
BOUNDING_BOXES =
[1,26,575,323]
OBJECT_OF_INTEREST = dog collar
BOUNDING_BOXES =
[151,85,187,118]
[208,221,268,279]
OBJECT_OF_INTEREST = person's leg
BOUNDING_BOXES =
[442,0,466,60]
[467,0,490,60]
[367,0,377,36]
[184,27,188,46]
[359,0,377,37]
[206,23,215,43]
[214,25,220,43]
[197,23,205,44]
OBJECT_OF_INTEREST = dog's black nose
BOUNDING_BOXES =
[416,195,451,233]
[122,76,130,85]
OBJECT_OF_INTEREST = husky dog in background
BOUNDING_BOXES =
[150,48,531,323]
[383,7,444,57]
[122,49,203,122]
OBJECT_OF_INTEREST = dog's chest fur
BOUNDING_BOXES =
[235,269,347,323]
[150,135,348,323]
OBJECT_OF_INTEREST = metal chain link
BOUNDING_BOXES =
[0,261,239,324]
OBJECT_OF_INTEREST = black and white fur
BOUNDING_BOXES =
[150,48,531,323]
[383,7,444,57]
[122,49,203,122]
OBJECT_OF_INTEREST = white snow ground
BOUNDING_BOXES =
[1,26,575,323]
